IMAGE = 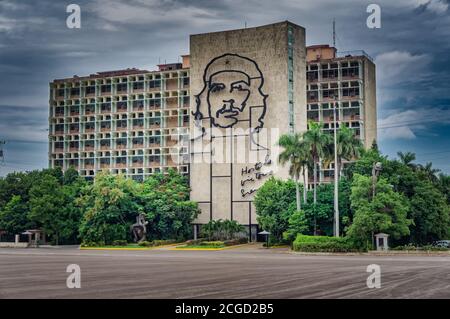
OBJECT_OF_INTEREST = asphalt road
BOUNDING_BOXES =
[1,245,449,299]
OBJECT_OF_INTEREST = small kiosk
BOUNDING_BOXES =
[375,233,389,251]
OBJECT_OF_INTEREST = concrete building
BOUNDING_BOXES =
[48,21,376,238]
[49,63,191,181]
[306,44,377,183]
[189,21,306,240]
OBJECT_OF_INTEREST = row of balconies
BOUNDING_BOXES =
[52,99,189,117]
[54,79,189,100]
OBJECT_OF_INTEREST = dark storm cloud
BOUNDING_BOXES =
[1,0,450,174]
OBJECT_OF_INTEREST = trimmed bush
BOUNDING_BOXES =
[138,241,152,247]
[393,244,449,251]
[112,240,128,246]
[223,237,248,246]
[152,239,177,246]
[199,241,225,248]
[80,241,105,247]
[185,239,205,246]
[293,235,363,253]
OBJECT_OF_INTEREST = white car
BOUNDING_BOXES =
[433,240,450,248]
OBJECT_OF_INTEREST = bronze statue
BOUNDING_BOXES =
[131,213,148,243]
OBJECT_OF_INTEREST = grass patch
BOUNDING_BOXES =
[175,244,225,249]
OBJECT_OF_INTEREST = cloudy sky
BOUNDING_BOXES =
[1,0,450,175]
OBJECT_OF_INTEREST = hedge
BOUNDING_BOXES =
[200,241,225,248]
[293,234,364,253]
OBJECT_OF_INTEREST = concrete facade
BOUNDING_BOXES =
[48,21,376,238]
[189,22,306,239]
[306,45,377,183]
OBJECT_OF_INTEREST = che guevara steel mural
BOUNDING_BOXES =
[191,53,274,200]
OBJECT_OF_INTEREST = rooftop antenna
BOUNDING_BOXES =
[0,140,5,164]
[245,21,247,28]
[332,18,336,50]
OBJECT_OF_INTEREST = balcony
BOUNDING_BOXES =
[116,144,127,150]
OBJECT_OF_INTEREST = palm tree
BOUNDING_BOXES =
[419,162,440,183]
[336,125,363,177]
[302,121,332,234]
[278,133,309,211]
[397,151,416,168]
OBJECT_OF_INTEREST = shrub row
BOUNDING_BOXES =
[293,234,364,253]
[185,237,248,247]
[138,239,178,247]
[223,237,248,246]
[199,241,225,248]
[392,244,449,251]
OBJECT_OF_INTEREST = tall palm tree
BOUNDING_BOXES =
[302,122,332,234]
[397,151,416,168]
[419,162,440,183]
[336,125,363,177]
[278,133,309,211]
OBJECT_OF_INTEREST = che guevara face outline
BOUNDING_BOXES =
[207,70,251,128]
[193,53,267,132]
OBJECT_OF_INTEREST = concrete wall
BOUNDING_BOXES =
[363,58,377,148]
[189,21,306,228]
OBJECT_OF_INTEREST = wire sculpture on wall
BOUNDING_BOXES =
[192,53,268,149]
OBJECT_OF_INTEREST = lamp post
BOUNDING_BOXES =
[371,162,382,249]
[372,162,383,198]
[258,230,271,248]
[333,96,339,237]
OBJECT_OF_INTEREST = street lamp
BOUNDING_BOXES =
[371,162,382,249]
[258,230,271,248]
[332,96,339,237]
[372,162,383,198]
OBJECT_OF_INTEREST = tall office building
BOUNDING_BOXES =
[306,45,377,183]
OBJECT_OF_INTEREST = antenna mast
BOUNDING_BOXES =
[0,140,5,165]
[333,18,336,49]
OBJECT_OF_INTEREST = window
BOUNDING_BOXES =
[86,86,95,95]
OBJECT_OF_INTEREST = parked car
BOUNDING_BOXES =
[432,240,450,248]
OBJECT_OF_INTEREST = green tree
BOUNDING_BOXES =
[397,151,416,168]
[0,195,33,235]
[141,170,199,241]
[409,180,450,244]
[336,125,363,178]
[28,171,84,245]
[347,174,411,248]
[302,121,332,234]
[78,172,143,244]
[277,133,309,210]
[254,177,297,242]
[283,210,309,242]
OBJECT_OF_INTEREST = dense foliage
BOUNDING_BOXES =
[0,167,84,244]
[292,234,361,253]
[200,219,245,241]
[255,146,450,249]
[0,168,199,245]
